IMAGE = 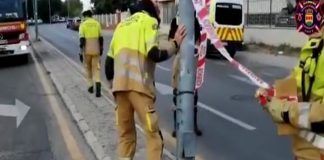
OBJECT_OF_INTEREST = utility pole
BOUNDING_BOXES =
[269,0,272,28]
[247,0,249,26]
[25,0,28,20]
[67,0,70,18]
[33,0,39,40]
[48,0,52,24]
[176,0,196,159]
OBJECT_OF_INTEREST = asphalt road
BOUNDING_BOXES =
[0,51,95,159]
[38,23,295,160]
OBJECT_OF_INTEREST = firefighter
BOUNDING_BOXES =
[255,2,324,159]
[168,13,202,137]
[104,0,186,159]
[79,10,104,97]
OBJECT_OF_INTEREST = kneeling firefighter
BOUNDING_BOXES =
[104,0,187,159]
[79,10,104,97]
[256,1,324,159]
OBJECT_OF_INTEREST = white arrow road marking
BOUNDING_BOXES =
[0,99,30,128]
[157,65,171,72]
[229,74,257,86]
[155,82,256,130]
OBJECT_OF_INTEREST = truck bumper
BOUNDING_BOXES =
[0,41,30,58]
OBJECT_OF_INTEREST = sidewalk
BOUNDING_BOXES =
[30,34,173,160]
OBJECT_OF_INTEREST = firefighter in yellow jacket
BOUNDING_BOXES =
[104,0,186,159]
[256,2,324,159]
[79,10,104,97]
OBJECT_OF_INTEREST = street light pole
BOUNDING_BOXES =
[67,0,70,18]
[33,0,39,40]
[48,0,52,23]
[176,0,196,159]
[25,0,28,19]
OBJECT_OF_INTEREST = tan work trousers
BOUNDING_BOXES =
[115,91,163,160]
[84,54,101,87]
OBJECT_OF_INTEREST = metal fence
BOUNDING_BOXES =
[94,1,297,28]
[244,0,296,27]
[94,12,129,29]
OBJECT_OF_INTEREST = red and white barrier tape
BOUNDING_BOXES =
[192,0,270,89]
[195,32,207,89]
[195,0,210,89]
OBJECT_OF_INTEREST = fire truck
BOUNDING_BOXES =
[207,0,244,57]
[0,0,30,63]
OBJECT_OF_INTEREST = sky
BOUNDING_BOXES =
[81,0,91,11]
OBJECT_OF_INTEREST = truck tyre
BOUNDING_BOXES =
[19,54,29,64]
[226,46,236,58]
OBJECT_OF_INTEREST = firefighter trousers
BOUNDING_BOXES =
[115,91,163,160]
[84,54,101,87]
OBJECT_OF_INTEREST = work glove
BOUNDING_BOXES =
[264,97,290,123]
[79,53,83,63]
[255,88,285,122]
[255,87,274,106]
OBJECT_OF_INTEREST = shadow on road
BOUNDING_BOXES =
[0,55,31,68]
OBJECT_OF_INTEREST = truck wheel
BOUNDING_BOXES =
[19,54,29,64]
[226,46,236,58]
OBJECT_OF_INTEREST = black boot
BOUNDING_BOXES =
[194,107,202,136]
[88,86,94,94]
[95,82,101,97]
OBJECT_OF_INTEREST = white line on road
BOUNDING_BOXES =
[229,74,257,86]
[155,82,257,131]
[157,65,171,72]
[261,71,275,77]
[197,102,256,130]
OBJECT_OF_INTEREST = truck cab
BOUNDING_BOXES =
[207,0,244,57]
[0,0,30,63]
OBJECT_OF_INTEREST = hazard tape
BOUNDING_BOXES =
[195,0,210,89]
[192,0,270,89]
[195,31,207,89]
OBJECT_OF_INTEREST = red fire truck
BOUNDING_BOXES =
[0,0,29,63]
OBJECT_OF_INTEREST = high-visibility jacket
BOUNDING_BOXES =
[108,12,159,98]
[79,18,102,55]
[293,38,324,100]
[278,38,324,159]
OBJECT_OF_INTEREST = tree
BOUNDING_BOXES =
[38,0,63,22]
[26,0,83,21]
[91,0,135,14]
[64,0,83,18]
